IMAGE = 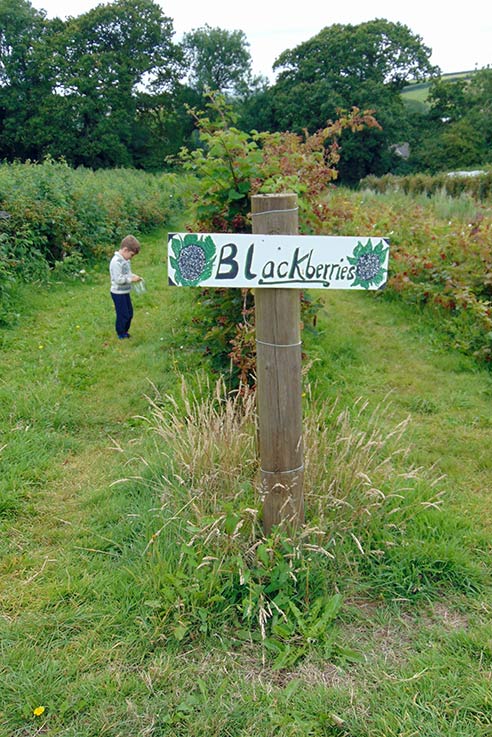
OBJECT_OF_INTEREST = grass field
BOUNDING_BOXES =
[401,69,476,110]
[1,224,492,736]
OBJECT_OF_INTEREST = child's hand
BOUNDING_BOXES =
[131,274,142,282]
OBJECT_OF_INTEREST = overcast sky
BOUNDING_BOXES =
[31,0,491,81]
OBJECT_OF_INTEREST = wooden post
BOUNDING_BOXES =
[252,193,304,535]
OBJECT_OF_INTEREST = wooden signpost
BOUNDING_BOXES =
[168,193,390,534]
[252,194,304,534]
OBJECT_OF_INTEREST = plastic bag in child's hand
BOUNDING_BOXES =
[133,279,146,294]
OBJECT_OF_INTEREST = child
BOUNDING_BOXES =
[109,235,142,339]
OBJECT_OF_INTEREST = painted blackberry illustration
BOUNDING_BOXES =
[348,239,388,289]
[169,234,216,286]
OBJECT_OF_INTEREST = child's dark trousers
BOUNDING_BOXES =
[111,292,133,337]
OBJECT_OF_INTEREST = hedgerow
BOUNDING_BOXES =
[317,187,492,366]
[0,158,187,323]
[361,170,492,200]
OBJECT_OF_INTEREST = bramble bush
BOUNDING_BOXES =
[181,95,379,235]
[315,187,492,366]
[181,102,492,371]
[0,158,188,322]
[180,93,380,386]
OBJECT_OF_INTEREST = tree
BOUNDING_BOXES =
[132,85,201,170]
[45,0,182,168]
[467,67,492,159]
[182,24,254,97]
[267,19,439,183]
[410,68,492,172]
[0,0,183,167]
[426,76,469,122]
[0,0,45,86]
[0,0,51,159]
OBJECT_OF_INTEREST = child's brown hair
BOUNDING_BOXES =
[120,234,141,254]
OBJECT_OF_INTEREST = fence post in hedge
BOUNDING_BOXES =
[251,193,305,535]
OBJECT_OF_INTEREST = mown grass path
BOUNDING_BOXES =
[1,228,491,736]
[310,291,492,530]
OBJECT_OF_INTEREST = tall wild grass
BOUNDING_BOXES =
[122,378,482,668]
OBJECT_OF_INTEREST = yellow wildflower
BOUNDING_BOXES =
[33,706,45,717]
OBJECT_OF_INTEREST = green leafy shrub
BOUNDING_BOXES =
[179,94,380,387]
[316,187,492,367]
[0,158,187,322]
[0,234,18,324]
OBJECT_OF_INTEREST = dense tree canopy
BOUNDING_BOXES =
[182,24,254,96]
[0,0,44,86]
[46,0,181,167]
[266,20,439,182]
[0,3,490,179]
[0,0,183,167]
[0,0,50,158]
[271,20,437,124]
[409,68,492,172]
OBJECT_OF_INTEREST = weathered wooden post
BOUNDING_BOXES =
[251,193,304,534]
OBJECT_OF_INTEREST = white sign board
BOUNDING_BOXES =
[168,233,390,290]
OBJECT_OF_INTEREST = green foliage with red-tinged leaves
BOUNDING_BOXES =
[180,93,380,385]
[318,187,492,366]
[192,287,256,387]
[181,94,380,235]
[192,286,323,390]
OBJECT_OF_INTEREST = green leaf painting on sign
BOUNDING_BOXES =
[348,239,389,289]
[170,234,217,286]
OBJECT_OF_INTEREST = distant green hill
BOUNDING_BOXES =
[401,70,476,112]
